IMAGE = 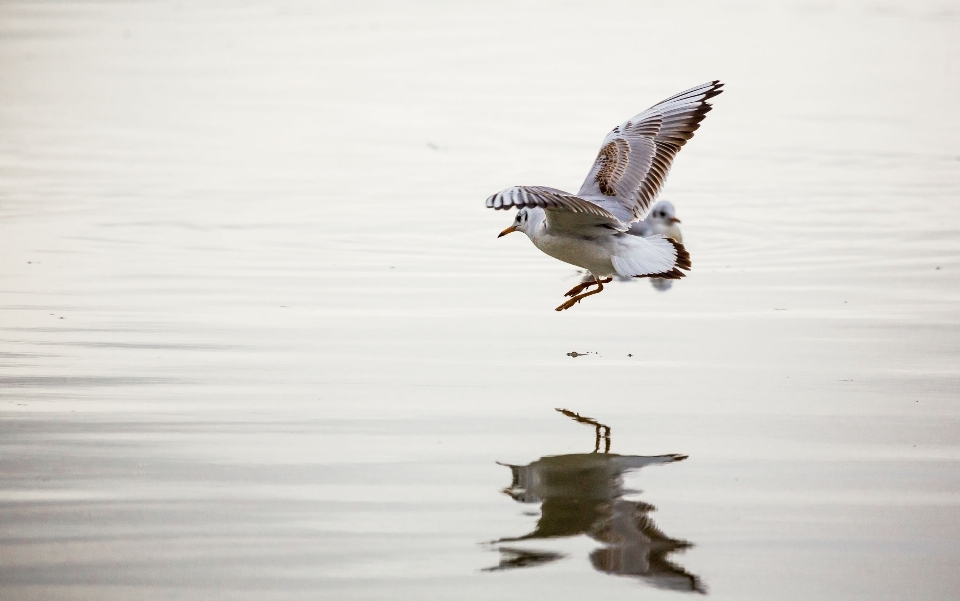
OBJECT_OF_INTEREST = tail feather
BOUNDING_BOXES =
[611,235,692,279]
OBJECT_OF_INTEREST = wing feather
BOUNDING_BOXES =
[485,185,629,232]
[482,81,722,232]
[578,80,723,221]
[485,185,619,219]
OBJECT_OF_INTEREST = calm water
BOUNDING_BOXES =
[2,1,959,599]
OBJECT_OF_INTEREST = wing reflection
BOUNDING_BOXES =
[488,409,705,594]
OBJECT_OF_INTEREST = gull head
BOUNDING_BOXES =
[498,208,535,238]
[648,200,681,225]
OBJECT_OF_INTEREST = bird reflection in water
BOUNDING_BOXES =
[486,409,705,594]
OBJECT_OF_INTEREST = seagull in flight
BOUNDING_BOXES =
[487,81,722,311]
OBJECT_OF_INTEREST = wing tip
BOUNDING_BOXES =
[485,188,517,210]
[700,80,724,105]
[704,79,724,94]
[685,80,724,107]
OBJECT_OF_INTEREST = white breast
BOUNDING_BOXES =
[532,229,617,276]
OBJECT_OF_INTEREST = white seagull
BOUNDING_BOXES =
[487,81,722,311]
[628,200,683,243]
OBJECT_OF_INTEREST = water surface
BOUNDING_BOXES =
[2,1,959,599]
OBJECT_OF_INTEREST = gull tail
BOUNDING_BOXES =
[611,235,691,280]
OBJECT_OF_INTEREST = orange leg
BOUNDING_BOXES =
[555,276,608,311]
[563,277,612,297]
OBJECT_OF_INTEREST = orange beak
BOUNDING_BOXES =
[498,225,518,238]
[669,217,681,224]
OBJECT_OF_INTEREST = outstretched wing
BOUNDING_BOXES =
[486,185,611,216]
[485,185,627,232]
[578,80,723,222]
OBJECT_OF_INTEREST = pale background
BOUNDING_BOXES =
[1,1,959,599]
